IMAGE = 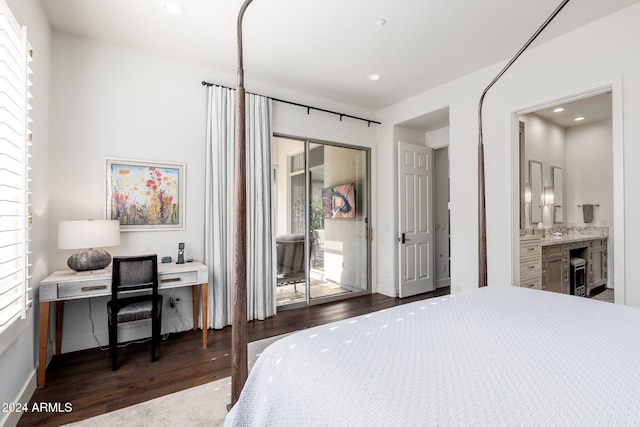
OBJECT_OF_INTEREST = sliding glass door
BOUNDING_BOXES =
[273,136,370,308]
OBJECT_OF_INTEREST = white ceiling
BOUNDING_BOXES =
[398,107,450,133]
[531,92,612,128]
[39,0,640,112]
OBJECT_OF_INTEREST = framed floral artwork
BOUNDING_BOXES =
[106,158,185,231]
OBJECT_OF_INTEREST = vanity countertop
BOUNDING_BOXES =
[540,234,608,247]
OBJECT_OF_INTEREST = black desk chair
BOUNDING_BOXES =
[107,255,162,371]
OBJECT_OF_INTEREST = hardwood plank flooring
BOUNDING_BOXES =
[18,287,449,426]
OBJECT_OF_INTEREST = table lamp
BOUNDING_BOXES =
[58,220,121,271]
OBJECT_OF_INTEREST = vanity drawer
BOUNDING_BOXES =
[58,279,111,299]
[159,271,197,287]
[520,240,542,258]
[520,275,542,290]
[543,244,566,257]
[520,257,541,276]
[520,236,541,287]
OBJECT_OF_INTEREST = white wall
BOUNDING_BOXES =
[425,127,450,148]
[566,119,613,227]
[1,1,51,425]
[376,3,640,304]
[48,32,377,353]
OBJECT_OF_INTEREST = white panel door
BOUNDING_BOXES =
[398,142,434,298]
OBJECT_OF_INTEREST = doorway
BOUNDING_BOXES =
[273,136,371,308]
[513,81,624,304]
[395,108,451,298]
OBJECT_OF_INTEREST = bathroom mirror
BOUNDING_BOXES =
[552,166,563,223]
[529,160,542,224]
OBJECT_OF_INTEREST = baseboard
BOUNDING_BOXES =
[2,368,37,427]
[340,284,362,292]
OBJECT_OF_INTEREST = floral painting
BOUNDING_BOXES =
[106,158,185,231]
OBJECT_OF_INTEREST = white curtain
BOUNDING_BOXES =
[205,86,276,329]
[205,86,234,329]
[246,93,277,320]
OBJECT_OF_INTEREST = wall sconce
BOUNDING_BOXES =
[58,220,121,271]
[544,186,555,206]
[524,183,532,204]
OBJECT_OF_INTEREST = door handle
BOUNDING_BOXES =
[398,233,411,244]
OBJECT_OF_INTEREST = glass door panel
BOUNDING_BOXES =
[273,137,307,307]
[310,143,369,300]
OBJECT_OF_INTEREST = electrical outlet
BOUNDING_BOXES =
[170,296,180,308]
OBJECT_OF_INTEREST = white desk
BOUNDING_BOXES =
[38,261,209,387]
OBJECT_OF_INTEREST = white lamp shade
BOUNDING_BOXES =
[524,183,532,204]
[544,187,555,206]
[58,220,121,249]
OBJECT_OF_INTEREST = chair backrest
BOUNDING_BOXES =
[275,234,305,275]
[312,229,324,245]
[111,255,159,298]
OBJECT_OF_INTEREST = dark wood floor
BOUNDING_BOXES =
[18,287,449,426]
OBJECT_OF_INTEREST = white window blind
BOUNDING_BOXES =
[0,1,32,335]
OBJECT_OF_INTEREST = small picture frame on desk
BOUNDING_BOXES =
[106,157,185,231]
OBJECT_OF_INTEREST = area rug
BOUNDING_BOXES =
[63,334,292,427]
[64,377,231,427]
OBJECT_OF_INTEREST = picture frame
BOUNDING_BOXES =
[106,158,185,231]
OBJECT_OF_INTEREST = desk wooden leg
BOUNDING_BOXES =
[190,283,208,349]
[55,301,64,356]
[191,285,198,331]
[201,282,208,349]
[38,301,50,387]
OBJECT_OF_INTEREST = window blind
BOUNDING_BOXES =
[0,1,32,335]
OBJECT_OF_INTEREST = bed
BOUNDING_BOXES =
[225,286,640,426]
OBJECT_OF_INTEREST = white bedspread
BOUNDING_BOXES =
[225,286,640,426]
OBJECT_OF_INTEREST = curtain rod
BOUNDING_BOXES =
[201,80,381,127]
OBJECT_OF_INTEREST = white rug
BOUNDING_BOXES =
[64,377,231,427]
[63,336,289,427]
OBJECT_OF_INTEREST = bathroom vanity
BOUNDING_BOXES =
[520,233,608,296]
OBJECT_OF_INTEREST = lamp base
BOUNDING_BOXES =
[67,249,112,271]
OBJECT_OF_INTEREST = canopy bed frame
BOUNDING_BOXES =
[229,0,572,411]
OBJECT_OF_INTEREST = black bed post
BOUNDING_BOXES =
[477,0,571,288]
[230,0,254,408]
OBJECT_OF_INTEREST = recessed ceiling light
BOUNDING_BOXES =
[376,19,387,27]
[574,116,585,121]
[367,73,382,81]
[553,107,565,113]
[163,1,185,16]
